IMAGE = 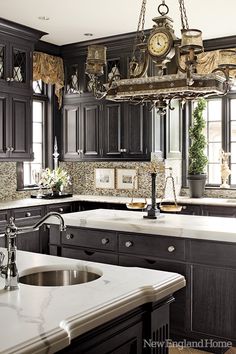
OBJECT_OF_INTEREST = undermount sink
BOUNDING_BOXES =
[19,265,102,287]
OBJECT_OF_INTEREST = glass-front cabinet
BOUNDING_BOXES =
[0,38,31,91]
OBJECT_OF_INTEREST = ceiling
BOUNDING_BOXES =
[0,0,235,46]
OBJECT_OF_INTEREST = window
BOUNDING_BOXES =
[23,100,44,186]
[187,92,236,187]
[17,80,48,189]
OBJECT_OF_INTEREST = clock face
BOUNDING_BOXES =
[148,31,171,57]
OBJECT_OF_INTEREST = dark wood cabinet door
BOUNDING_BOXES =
[0,92,9,158]
[81,102,102,157]
[17,230,40,253]
[123,103,150,159]
[62,104,80,160]
[103,103,122,157]
[9,94,33,160]
[189,264,236,340]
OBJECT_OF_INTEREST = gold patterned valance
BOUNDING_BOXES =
[180,48,236,77]
[33,52,64,108]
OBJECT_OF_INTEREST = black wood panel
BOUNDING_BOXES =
[103,103,122,156]
[61,247,118,265]
[62,104,80,159]
[190,264,236,340]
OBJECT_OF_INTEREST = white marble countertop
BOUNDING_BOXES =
[0,249,185,354]
[58,208,236,243]
[1,194,236,211]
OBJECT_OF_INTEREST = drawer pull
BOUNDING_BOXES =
[125,241,133,248]
[66,234,73,240]
[84,250,95,256]
[145,258,157,265]
[25,212,31,217]
[168,245,175,253]
[59,208,64,213]
[101,238,109,245]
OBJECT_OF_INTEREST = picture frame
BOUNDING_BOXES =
[95,168,115,189]
[116,169,138,190]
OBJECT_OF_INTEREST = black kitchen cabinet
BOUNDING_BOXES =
[49,224,236,350]
[11,206,44,253]
[58,298,172,354]
[62,47,151,161]
[0,92,33,160]
[62,98,150,161]
[0,19,45,161]
[0,36,32,92]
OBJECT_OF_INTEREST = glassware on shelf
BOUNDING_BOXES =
[32,170,44,198]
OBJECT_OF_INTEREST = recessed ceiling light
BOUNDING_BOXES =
[38,16,50,21]
[84,33,93,37]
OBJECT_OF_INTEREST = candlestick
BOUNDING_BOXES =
[53,136,59,169]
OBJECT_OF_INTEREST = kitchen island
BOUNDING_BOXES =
[48,209,236,353]
[0,247,185,354]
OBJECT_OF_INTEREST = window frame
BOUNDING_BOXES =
[17,82,49,190]
[182,89,236,189]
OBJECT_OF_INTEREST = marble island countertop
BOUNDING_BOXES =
[1,194,236,210]
[0,249,185,354]
[57,208,236,243]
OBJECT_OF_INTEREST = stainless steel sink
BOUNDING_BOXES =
[19,267,102,286]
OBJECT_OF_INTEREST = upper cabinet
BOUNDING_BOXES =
[62,45,151,161]
[0,18,46,161]
[0,38,31,91]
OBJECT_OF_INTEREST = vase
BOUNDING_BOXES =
[51,185,63,197]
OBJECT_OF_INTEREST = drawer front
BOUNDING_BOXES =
[119,233,185,260]
[61,247,118,265]
[119,255,186,275]
[12,207,43,227]
[47,203,73,214]
[188,239,236,267]
[62,227,117,251]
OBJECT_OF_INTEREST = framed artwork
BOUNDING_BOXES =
[95,168,115,189]
[116,169,138,190]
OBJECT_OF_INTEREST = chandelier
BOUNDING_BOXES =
[85,0,236,113]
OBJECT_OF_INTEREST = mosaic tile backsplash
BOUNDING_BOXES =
[60,160,166,199]
[1,160,236,202]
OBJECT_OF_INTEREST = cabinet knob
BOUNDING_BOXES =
[6,147,11,152]
[66,234,73,240]
[58,208,64,213]
[120,148,127,153]
[77,149,83,154]
[125,241,133,248]
[10,78,14,82]
[101,238,109,245]
[25,212,31,217]
[6,77,11,82]
[168,245,175,253]
[10,147,14,152]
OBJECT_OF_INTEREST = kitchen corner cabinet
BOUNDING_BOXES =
[62,97,150,161]
[0,19,45,161]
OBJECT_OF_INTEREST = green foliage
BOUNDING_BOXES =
[188,98,208,175]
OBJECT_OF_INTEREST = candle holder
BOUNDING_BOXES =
[143,172,160,219]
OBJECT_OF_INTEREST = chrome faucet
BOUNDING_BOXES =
[0,212,66,291]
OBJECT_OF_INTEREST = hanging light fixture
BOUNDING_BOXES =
[85,0,236,112]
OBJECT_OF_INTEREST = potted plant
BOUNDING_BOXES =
[187,98,208,198]
[40,167,71,196]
